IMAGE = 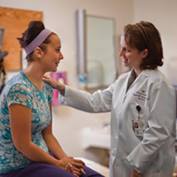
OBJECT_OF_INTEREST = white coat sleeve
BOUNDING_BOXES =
[62,83,115,112]
[126,80,176,173]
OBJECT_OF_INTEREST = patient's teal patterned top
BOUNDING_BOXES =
[0,71,53,174]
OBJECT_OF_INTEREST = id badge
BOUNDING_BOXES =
[132,119,145,140]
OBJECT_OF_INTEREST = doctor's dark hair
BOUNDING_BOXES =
[17,21,53,61]
[124,21,163,70]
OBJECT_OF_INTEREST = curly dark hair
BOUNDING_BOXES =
[17,21,53,61]
[124,21,163,70]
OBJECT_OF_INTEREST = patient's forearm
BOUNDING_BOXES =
[43,133,67,159]
[16,142,59,166]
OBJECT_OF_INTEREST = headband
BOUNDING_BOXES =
[24,29,52,56]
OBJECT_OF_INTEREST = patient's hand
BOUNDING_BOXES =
[131,169,142,177]
[59,156,85,177]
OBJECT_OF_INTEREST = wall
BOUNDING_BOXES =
[0,0,133,160]
[133,0,177,84]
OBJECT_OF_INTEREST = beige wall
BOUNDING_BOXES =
[133,0,177,84]
[0,0,133,159]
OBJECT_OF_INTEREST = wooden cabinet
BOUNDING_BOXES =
[0,6,42,71]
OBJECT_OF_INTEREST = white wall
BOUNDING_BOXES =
[133,0,177,84]
[0,0,133,160]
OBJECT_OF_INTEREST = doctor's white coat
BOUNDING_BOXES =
[63,69,176,177]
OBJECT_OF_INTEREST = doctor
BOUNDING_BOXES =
[44,21,176,177]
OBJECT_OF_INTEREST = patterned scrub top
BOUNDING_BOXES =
[0,71,53,174]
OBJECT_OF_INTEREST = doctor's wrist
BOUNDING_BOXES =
[57,83,65,95]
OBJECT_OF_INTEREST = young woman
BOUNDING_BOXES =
[0,21,104,177]
[44,21,176,177]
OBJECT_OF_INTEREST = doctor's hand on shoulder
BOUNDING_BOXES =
[131,169,142,177]
[43,75,65,95]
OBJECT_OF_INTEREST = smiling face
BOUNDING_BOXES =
[40,34,64,72]
[119,35,129,67]
[120,34,148,72]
